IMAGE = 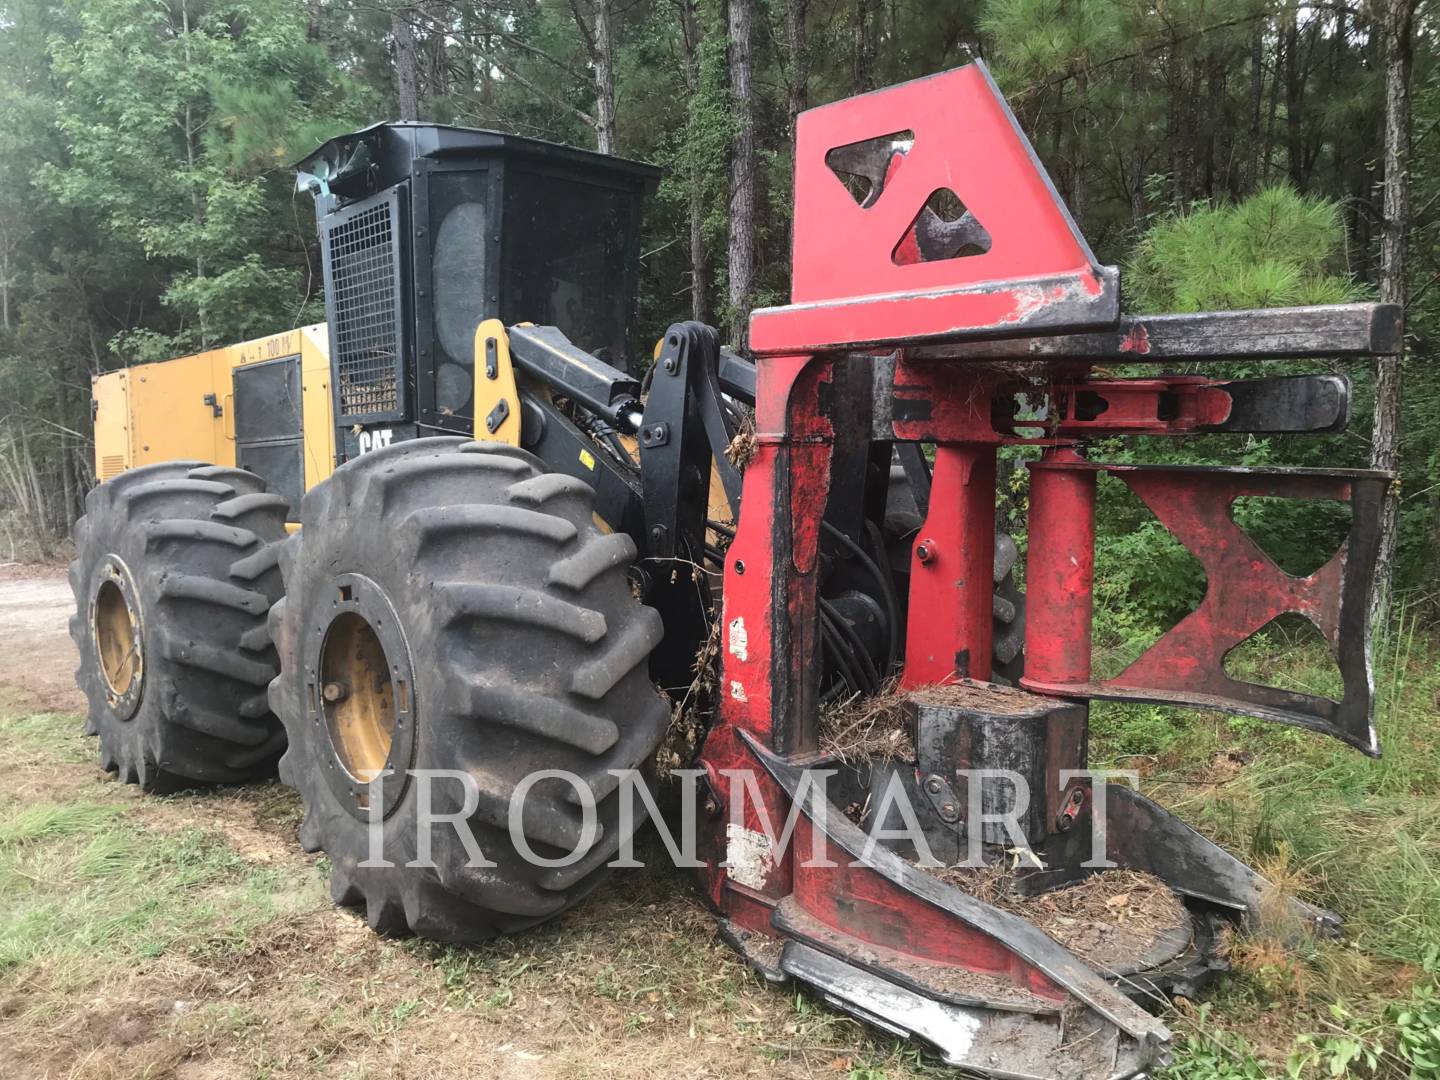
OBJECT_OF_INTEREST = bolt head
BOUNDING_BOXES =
[321,681,348,703]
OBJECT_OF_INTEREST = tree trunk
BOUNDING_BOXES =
[1203,54,1225,197]
[1069,72,1088,228]
[592,0,617,154]
[1168,58,1192,205]
[677,0,710,324]
[1243,22,1264,191]
[393,12,421,120]
[1128,68,1147,230]
[786,0,809,133]
[59,429,74,535]
[728,0,757,351]
[1262,26,1281,184]
[1,234,10,331]
[571,1,618,155]
[853,0,876,93]
[1370,0,1415,625]
[426,2,450,101]
[180,0,206,346]
[1283,1,1304,189]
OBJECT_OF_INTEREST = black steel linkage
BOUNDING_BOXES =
[508,323,645,431]
[515,389,645,541]
[910,303,1402,362]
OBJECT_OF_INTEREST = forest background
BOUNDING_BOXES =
[0,3,1439,1076]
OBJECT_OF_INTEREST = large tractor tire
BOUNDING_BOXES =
[69,461,289,791]
[269,438,670,941]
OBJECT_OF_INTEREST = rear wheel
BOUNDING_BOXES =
[269,438,670,941]
[69,462,289,790]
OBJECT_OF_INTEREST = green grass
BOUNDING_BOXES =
[1,619,1437,1079]
[1,707,96,763]
[1086,609,1440,1078]
[0,799,315,975]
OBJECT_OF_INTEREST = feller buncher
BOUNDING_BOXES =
[74,62,1401,1077]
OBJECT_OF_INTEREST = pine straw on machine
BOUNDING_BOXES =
[926,864,1189,973]
[724,425,757,470]
[656,613,722,777]
[817,677,916,763]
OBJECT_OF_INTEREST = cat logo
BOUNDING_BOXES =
[356,428,394,454]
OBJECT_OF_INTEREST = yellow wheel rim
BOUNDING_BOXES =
[319,611,396,783]
[94,575,140,699]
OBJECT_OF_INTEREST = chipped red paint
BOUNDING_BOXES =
[788,65,1100,304]
[1020,455,1385,754]
[748,61,1119,356]
[1088,468,1351,684]
[1045,377,1234,435]
[750,270,1116,355]
[697,731,1072,1003]
[1021,448,1098,686]
[787,818,1067,999]
[1119,324,1151,353]
[903,445,996,684]
[693,57,1389,1066]
[888,358,1005,443]
[711,353,822,749]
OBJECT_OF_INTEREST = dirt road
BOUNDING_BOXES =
[0,565,84,713]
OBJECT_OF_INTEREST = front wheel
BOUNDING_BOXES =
[269,438,671,941]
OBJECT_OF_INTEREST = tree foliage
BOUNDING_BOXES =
[0,0,1433,610]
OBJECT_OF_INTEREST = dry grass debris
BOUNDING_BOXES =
[656,613,722,778]
[925,865,1189,972]
[817,677,915,763]
[724,425,757,470]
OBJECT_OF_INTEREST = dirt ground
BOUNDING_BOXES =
[0,569,927,1080]
[0,564,85,713]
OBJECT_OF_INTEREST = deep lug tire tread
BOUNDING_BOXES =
[69,462,289,790]
[270,438,669,943]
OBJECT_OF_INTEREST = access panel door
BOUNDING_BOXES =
[233,355,304,521]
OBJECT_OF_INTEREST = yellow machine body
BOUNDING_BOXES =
[91,325,337,514]
[90,323,735,529]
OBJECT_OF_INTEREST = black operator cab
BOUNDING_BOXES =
[295,122,659,463]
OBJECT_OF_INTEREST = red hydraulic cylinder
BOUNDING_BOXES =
[1022,447,1099,686]
[903,444,996,686]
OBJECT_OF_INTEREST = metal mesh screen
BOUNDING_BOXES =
[328,198,401,418]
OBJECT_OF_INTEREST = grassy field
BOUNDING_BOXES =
[1096,614,1440,1079]
[0,687,942,1079]
[1,624,1437,1079]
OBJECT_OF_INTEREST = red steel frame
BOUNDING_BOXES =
[693,58,1393,1076]
[696,57,1139,1021]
